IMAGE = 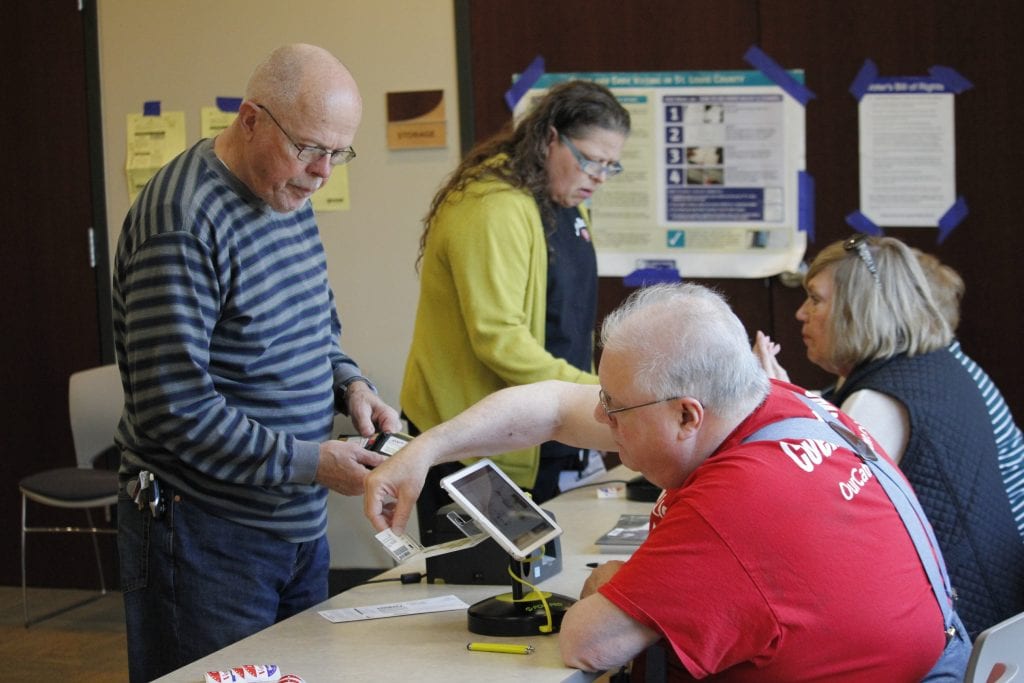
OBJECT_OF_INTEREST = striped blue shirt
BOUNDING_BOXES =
[950,340,1024,539]
[113,139,364,542]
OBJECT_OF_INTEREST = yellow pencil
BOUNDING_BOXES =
[466,642,534,655]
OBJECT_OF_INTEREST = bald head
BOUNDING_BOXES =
[216,44,362,212]
[246,43,362,124]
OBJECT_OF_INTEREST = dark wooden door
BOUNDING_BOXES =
[0,0,114,587]
[457,0,1024,416]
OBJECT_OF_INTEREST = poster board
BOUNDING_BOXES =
[515,71,808,278]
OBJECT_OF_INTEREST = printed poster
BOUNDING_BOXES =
[515,71,807,278]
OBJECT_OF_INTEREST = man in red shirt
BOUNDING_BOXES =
[366,283,969,681]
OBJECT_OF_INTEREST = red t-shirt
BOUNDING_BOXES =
[600,382,945,682]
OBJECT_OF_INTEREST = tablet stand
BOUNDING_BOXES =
[466,554,576,636]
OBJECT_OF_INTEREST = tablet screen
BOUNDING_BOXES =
[441,459,562,561]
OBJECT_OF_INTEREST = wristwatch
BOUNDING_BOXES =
[338,375,377,413]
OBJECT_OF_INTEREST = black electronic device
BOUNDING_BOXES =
[625,474,662,502]
[425,503,563,585]
[435,459,576,636]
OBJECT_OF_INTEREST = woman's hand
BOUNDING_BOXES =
[753,330,790,382]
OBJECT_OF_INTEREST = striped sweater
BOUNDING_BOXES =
[113,139,363,542]
[949,340,1024,539]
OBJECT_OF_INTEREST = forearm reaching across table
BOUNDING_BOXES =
[363,380,614,534]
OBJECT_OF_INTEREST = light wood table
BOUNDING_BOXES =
[155,466,653,683]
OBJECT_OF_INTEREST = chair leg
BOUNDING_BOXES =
[21,494,29,628]
[85,508,108,595]
[21,499,113,628]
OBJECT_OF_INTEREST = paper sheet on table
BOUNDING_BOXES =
[318,594,469,623]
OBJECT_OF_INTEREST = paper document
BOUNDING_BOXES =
[318,594,469,623]
[594,513,650,553]
[374,527,487,564]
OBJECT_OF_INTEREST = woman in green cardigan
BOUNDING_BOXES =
[401,80,630,544]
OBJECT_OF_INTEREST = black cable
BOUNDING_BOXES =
[358,571,425,586]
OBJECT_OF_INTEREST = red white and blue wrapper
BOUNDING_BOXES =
[204,664,281,683]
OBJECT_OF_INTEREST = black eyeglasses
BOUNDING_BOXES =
[599,388,681,417]
[559,134,623,178]
[843,234,881,288]
[256,104,356,166]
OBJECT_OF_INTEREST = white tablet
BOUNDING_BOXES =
[440,459,563,561]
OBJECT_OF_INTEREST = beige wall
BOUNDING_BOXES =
[97,0,460,566]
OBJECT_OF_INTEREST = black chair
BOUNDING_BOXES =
[19,364,122,627]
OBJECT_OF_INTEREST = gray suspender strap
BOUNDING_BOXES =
[741,391,956,634]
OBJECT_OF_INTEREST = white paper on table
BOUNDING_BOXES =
[318,594,469,623]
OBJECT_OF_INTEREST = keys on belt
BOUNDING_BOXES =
[126,470,165,518]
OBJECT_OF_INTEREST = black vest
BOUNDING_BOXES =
[828,349,1024,636]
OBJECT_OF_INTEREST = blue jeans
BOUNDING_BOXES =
[921,612,972,682]
[118,481,329,683]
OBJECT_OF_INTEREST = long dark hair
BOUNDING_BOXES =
[416,80,630,269]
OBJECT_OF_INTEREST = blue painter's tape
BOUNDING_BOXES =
[937,196,968,244]
[845,210,883,236]
[849,59,879,101]
[216,97,243,113]
[143,101,161,116]
[928,66,973,94]
[798,171,815,242]
[505,55,546,112]
[623,267,681,288]
[743,45,815,106]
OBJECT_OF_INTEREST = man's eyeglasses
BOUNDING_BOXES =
[599,388,681,417]
[256,104,356,166]
[560,134,623,178]
[843,233,881,288]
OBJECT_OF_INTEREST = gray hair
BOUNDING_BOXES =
[805,236,951,370]
[600,283,770,421]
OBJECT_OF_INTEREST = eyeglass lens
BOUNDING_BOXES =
[561,135,623,177]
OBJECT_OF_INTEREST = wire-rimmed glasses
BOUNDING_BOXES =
[559,134,623,178]
[843,233,882,288]
[256,104,356,166]
[599,388,681,417]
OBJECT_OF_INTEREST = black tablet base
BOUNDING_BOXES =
[467,591,576,636]
[467,556,576,636]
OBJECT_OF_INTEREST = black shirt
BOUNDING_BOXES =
[540,205,598,471]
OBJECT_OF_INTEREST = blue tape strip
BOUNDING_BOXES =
[743,45,815,106]
[937,196,968,244]
[143,101,161,116]
[928,65,973,94]
[623,267,681,288]
[504,55,546,112]
[216,97,242,113]
[849,59,879,101]
[798,171,816,242]
[844,211,883,236]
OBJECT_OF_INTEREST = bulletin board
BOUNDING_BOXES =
[514,70,808,279]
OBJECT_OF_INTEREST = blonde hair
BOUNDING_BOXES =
[915,250,965,332]
[805,236,952,370]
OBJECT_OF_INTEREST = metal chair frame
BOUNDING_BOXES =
[19,364,122,627]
